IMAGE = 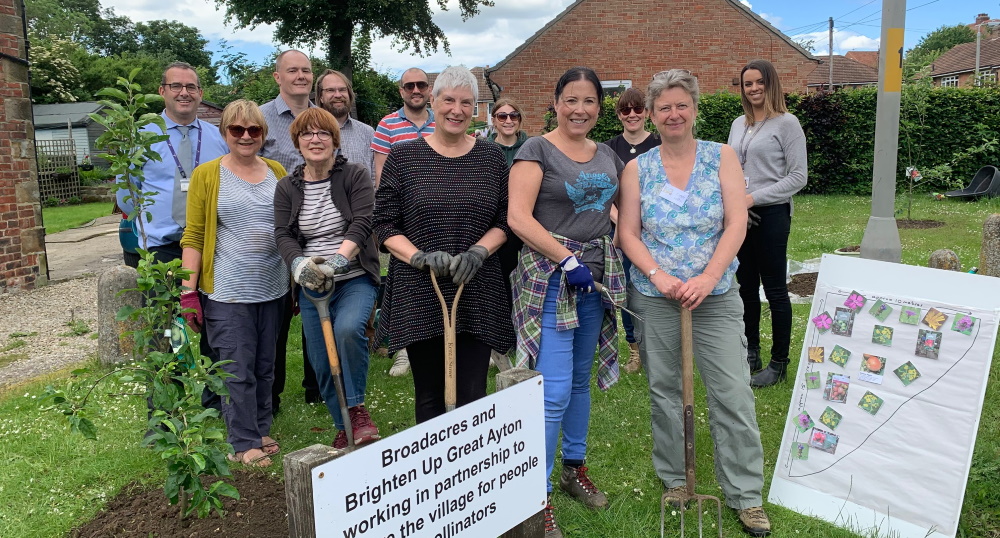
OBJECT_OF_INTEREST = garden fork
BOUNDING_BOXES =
[661,307,723,538]
[430,271,464,413]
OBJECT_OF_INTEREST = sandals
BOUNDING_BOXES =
[261,436,280,456]
[228,448,273,468]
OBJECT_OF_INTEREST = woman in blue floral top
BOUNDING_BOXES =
[618,70,771,537]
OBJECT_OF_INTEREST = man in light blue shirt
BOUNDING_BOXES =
[116,61,228,263]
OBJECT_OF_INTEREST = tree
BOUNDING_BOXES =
[135,20,215,78]
[28,37,88,103]
[215,0,494,80]
[904,24,977,78]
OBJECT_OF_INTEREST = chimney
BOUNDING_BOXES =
[976,13,989,25]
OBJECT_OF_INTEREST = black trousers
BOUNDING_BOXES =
[271,292,320,411]
[407,333,491,424]
[736,203,793,362]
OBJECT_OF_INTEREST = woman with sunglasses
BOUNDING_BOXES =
[488,98,529,167]
[727,59,807,388]
[180,99,288,467]
[273,107,381,450]
[603,87,660,374]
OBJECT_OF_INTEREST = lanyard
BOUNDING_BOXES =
[164,124,203,179]
[736,116,768,167]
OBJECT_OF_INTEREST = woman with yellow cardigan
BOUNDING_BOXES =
[180,100,288,468]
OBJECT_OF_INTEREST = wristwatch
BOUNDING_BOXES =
[649,267,659,278]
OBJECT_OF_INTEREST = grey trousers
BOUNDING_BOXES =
[628,286,765,509]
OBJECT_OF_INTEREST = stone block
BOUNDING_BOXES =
[19,225,42,253]
[927,249,961,271]
[14,179,38,203]
[980,214,1000,278]
[97,265,141,365]
[4,96,31,122]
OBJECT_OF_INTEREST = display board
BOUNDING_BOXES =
[770,255,1000,538]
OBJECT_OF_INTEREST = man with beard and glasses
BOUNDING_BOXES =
[316,69,375,182]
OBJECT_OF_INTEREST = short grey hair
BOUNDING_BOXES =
[646,69,700,111]
[431,66,478,99]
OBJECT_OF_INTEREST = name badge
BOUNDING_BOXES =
[659,182,689,207]
[745,176,750,189]
[180,179,190,192]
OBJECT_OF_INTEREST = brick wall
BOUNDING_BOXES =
[489,0,818,134]
[0,0,45,292]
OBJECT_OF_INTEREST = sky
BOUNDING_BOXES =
[104,0,998,80]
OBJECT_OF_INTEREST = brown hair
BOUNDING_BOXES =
[739,59,788,126]
[315,69,355,107]
[616,87,645,112]
[219,99,268,141]
[289,108,342,151]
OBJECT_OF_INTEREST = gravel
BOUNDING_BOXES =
[0,276,98,389]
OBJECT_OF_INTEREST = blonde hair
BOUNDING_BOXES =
[219,99,268,140]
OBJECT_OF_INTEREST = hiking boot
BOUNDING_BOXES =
[389,349,410,377]
[544,497,563,538]
[623,342,642,373]
[332,429,348,450]
[747,348,763,373]
[559,465,608,509]
[349,405,381,446]
[661,485,688,508]
[738,506,772,537]
[750,360,788,388]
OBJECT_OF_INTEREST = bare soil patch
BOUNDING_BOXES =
[788,272,817,297]
[897,219,945,229]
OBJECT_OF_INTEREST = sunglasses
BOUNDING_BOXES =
[494,112,521,121]
[618,106,645,115]
[227,125,263,138]
[401,81,429,92]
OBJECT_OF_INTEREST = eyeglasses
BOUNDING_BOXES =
[401,81,429,92]
[618,106,645,115]
[227,125,263,138]
[321,87,349,95]
[298,130,332,141]
[162,83,201,93]
[494,112,521,121]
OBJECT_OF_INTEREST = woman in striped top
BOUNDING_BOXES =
[180,100,289,467]
[274,108,381,450]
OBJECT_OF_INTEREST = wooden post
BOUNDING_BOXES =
[284,444,349,538]
[497,368,545,538]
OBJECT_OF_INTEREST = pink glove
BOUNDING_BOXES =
[179,291,203,333]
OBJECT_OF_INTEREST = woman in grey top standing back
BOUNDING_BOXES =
[727,59,807,388]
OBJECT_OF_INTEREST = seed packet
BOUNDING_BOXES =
[951,314,976,336]
[869,299,892,322]
[859,354,886,384]
[794,412,815,433]
[832,307,855,337]
[829,345,851,368]
[915,329,942,359]
[844,290,866,313]
[872,325,893,347]
[805,371,821,389]
[812,311,833,333]
[894,361,921,386]
[808,346,825,363]
[791,442,810,460]
[823,373,850,403]
[819,406,843,430]
[899,307,921,325]
[922,308,947,331]
[858,391,885,416]
[809,427,840,454]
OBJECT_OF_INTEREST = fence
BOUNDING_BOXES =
[37,139,80,202]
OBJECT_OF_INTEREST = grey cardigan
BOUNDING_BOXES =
[727,112,808,211]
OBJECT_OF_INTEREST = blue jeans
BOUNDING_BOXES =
[299,276,377,430]
[535,274,604,492]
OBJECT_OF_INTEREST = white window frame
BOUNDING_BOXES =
[602,79,632,91]
[975,71,997,86]
[941,75,959,87]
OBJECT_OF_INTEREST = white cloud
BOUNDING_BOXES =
[791,29,880,56]
[760,12,783,29]
[740,0,752,8]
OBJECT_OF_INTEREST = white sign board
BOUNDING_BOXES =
[313,378,546,538]
[770,255,1000,538]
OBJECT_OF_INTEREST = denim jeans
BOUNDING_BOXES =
[535,274,604,492]
[299,276,377,430]
[736,203,792,361]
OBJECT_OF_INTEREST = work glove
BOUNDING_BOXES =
[450,245,488,284]
[179,291,203,333]
[560,255,595,293]
[322,253,351,275]
[410,250,453,277]
[292,256,333,292]
[747,209,761,229]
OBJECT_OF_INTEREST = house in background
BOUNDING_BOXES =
[198,101,225,126]
[807,55,879,92]
[845,51,879,69]
[32,102,106,165]
[486,0,818,133]
[426,67,495,124]
[929,38,1000,87]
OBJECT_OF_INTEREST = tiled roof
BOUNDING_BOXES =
[807,55,879,86]
[426,67,494,102]
[32,102,105,128]
[845,51,879,69]
[930,38,1000,75]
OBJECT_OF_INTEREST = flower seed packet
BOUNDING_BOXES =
[829,345,852,367]
[832,307,856,337]
[812,311,833,333]
[791,442,810,460]
[805,371,821,389]
[872,325,894,347]
[899,307,921,325]
[869,299,892,322]
[922,308,947,331]
[819,406,844,430]
[894,361,921,386]
[794,412,815,432]
[844,290,866,313]
[823,373,850,403]
[916,329,942,359]
[809,427,840,455]
[808,346,825,363]
[858,391,885,416]
[951,314,976,336]
[859,354,886,384]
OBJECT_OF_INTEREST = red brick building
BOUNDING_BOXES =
[1,0,44,292]
[486,0,818,134]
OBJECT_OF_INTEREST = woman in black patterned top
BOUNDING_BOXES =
[373,66,514,423]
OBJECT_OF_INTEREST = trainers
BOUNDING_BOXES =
[349,405,381,446]
[623,342,642,373]
[389,349,410,377]
[738,506,772,537]
[544,497,563,538]
[662,485,688,508]
[332,429,348,450]
[559,465,608,509]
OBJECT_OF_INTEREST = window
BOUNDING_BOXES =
[975,71,997,86]
[941,75,959,87]
[474,102,479,117]
[602,79,632,98]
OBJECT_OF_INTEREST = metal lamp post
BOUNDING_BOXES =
[975,20,1000,85]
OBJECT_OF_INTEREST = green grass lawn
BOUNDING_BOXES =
[3,194,1000,537]
[42,202,114,235]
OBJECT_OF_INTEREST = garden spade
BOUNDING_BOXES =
[430,271,464,413]
[661,307,723,538]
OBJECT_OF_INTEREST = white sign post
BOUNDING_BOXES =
[312,377,546,538]
[770,255,1000,538]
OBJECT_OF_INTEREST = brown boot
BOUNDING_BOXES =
[623,342,642,373]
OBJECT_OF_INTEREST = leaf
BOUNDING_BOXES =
[190,453,206,472]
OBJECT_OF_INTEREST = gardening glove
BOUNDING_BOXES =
[410,250,453,277]
[560,255,595,293]
[321,253,351,275]
[292,256,332,292]
[449,245,488,284]
[747,209,761,229]
[179,291,203,333]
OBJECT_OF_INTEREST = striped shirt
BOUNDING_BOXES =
[208,166,289,303]
[370,107,435,155]
[337,116,376,183]
[260,96,316,174]
[299,178,366,282]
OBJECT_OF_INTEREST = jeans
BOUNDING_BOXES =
[736,203,792,361]
[299,276,377,430]
[535,274,604,492]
